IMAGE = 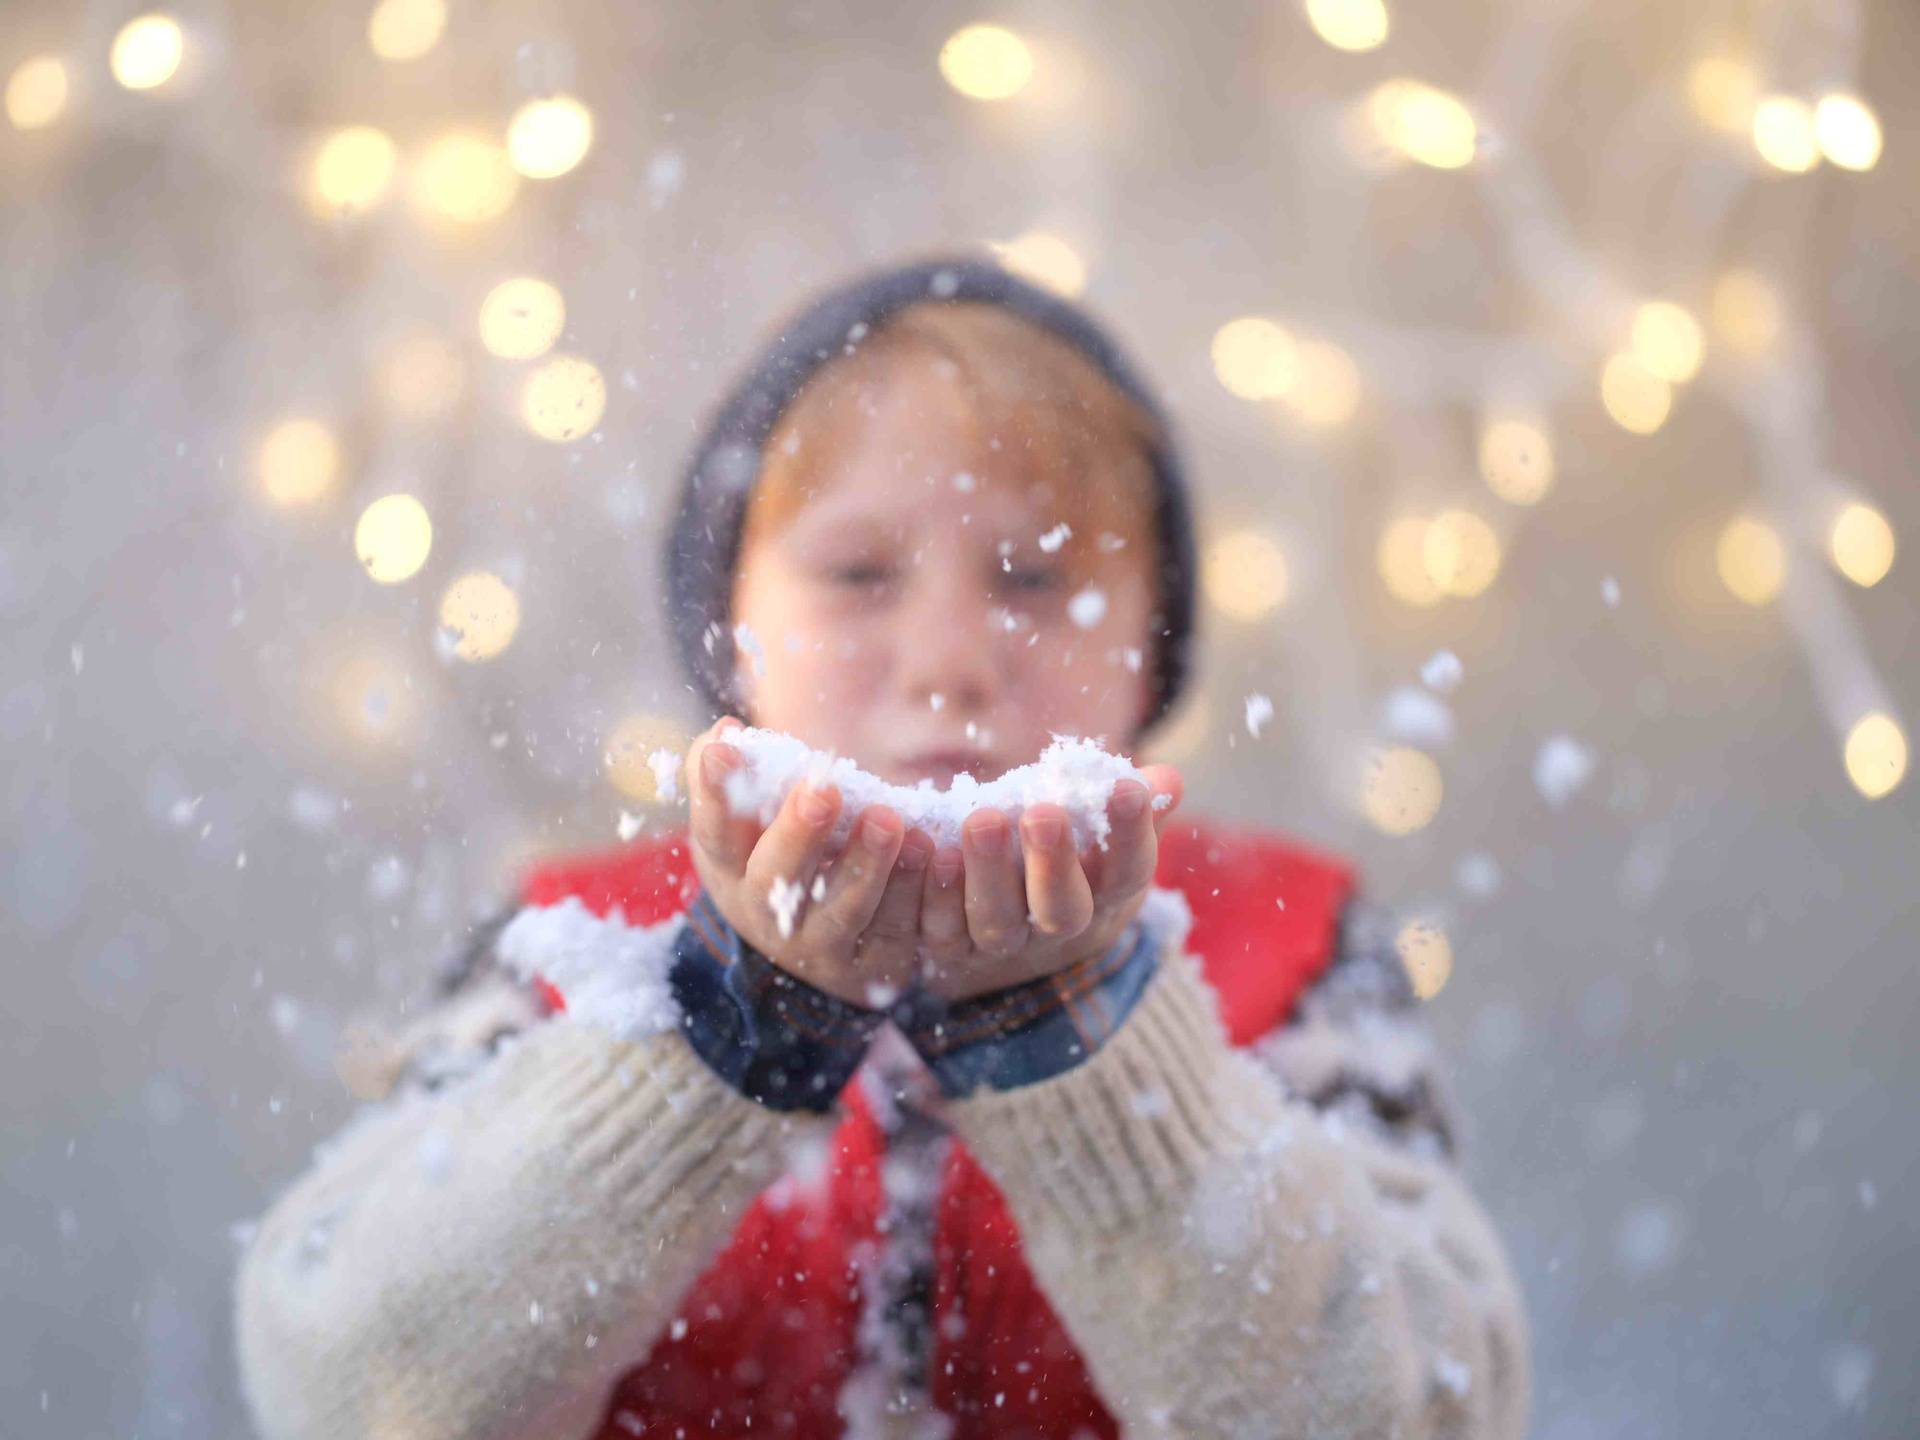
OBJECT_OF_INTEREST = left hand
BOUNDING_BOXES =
[917,766,1184,1003]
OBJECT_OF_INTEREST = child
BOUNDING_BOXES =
[236,259,1530,1439]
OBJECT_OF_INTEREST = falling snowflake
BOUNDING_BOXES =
[1038,521,1072,552]
[1244,693,1274,738]
[1420,649,1464,693]
[770,875,805,939]
[1533,734,1597,808]
[1067,586,1107,628]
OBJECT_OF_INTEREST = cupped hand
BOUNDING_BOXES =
[685,717,934,1009]
[917,765,1184,1004]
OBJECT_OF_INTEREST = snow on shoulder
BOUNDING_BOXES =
[721,726,1171,854]
[496,898,684,1041]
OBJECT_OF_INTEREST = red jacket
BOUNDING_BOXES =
[519,817,1355,1439]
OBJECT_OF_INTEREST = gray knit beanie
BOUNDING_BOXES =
[663,255,1198,741]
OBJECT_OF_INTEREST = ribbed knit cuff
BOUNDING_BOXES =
[935,949,1278,1238]
[669,891,887,1113]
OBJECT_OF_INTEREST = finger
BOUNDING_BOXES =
[1138,763,1185,837]
[962,808,1030,958]
[689,727,759,874]
[1087,779,1158,904]
[853,827,934,993]
[741,781,843,928]
[808,805,905,954]
[919,845,969,961]
[1020,804,1094,937]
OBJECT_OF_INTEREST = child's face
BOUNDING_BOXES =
[731,360,1155,787]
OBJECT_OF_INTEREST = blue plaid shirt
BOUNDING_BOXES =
[669,890,1160,1113]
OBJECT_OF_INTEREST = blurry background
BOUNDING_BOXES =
[3,0,1915,1435]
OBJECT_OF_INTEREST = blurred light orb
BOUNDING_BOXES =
[1369,79,1477,169]
[1752,96,1820,173]
[1285,340,1362,428]
[1600,353,1672,434]
[1211,318,1298,401]
[605,713,691,802]
[522,355,607,442]
[354,494,434,584]
[380,332,466,419]
[507,95,595,179]
[438,572,521,661]
[368,0,447,61]
[112,15,184,91]
[1829,503,1895,588]
[479,277,566,359]
[1478,418,1554,505]
[412,133,519,224]
[1687,55,1758,134]
[1630,301,1705,384]
[1712,269,1782,356]
[990,232,1086,298]
[6,57,70,130]
[259,419,340,507]
[311,126,399,216]
[1715,515,1785,606]
[1203,529,1289,620]
[939,24,1034,101]
[1395,919,1453,1000]
[1361,745,1443,836]
[1422,510,1502,598]
[1305,0,1389,53]
[1378,516,1444,607]
[1813,94,1883,172]
[1844,713,1908,800]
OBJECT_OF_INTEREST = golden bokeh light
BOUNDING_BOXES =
[506,95,595,179]
[605,713,693,802]
[479,276,566,359]
[991,232,1087,298]
[1812,93,1883,172]
[1422,509,1502,598]
[1369,79,1477,169]
[1711,269,1782,356]
[1687,55,1758,134]
[1378,516,1444,607]
[521,354,607,442]
[1305,0,1389,53]
[1202,529,1290,621]
[1395,919,1454,1000]
[1478,417,1554,505]
[938,24,1034,101]
[1828,503,1895,588]
[1752,95,1820,173]
[6,56,70,130]
[438,571,521,661]
[1715,515,1785,606]
[368,0,447,62]
[310,126,399,216]
[354,494,434,584]
[379,332,466,419]
[1600,353,1673,434]
[1285,340,1362,428]
[1361,745,1444,836]
[411,132,520,224]
[1844,713,1908,800]
[1211,317,1299,401]
[1630,300,1705,384]
[111,15,185,91]
[259,419,340,507]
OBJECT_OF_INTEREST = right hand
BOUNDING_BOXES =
[684,716,933,1009]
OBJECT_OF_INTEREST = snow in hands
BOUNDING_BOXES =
[721,726,1171,854]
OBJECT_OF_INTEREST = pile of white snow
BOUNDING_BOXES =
[496,898,684,1040]
[720,727,1169,854]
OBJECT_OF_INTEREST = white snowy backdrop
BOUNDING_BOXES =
[3,1,1916,1435]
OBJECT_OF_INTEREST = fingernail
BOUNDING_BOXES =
[799,786,833,825]
[862,815,897,852]
[968,817,1007,855]
[1112,784,1147,819]
[1025,813,1066,848]
[898,834,933,871]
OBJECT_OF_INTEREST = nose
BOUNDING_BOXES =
[895,557,1002,718]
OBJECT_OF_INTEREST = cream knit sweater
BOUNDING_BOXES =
[235,902,1531,1439]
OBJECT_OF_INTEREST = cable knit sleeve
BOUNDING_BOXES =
[931,891,1533,1440]
[232,909,834,1440]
